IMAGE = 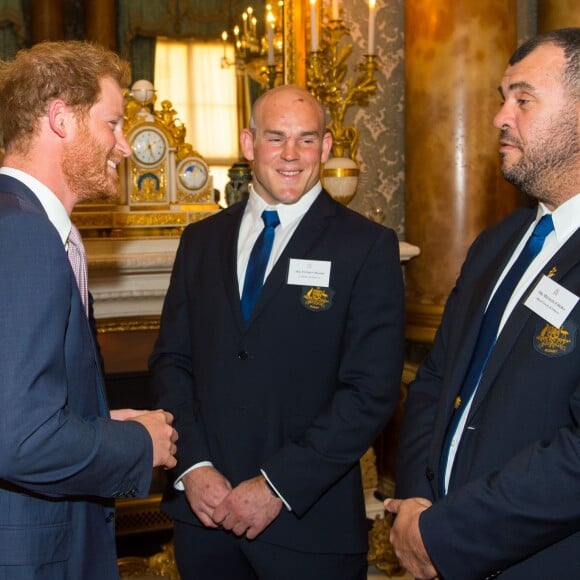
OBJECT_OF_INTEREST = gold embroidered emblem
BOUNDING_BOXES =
[535,324,572,355]
[303,287,330,310]
[547,266,558,279]
[454,396,461,410]
[300,286,334,311]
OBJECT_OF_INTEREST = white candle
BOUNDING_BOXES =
[221,31,228,59]
[332,0,339,20]
[310,0,318,52]
[368,0,376,55]
[267,21,275,65]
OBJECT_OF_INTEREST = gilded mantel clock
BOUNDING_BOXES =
[123,81,215,207]
[126,122,170,204]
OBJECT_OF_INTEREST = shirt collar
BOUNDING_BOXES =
[0,167,71,245]
[537,193,580,243]
[246,182,322,229]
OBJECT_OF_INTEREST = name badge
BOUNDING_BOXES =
[287,259,331,287]
[524,275,579,329]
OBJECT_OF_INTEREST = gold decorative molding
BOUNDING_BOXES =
[283,0,296,84]
[118,542,178,579]
[96,316,160,334]
[284,0,309,87]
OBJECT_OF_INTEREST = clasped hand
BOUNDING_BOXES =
[384,497,439,579]
[183,467,282,539]
[111,408,178,470]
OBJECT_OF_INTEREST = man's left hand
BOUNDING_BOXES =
[212,475,283,539]
[384,497,438,579]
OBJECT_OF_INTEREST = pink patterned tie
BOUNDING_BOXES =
[67,224,89,315]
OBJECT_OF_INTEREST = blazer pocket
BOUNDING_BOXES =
[0,522,71,565]
[0,492,71,565]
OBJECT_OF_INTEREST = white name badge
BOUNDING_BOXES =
[524,275,579,329]
[287,259,331,287]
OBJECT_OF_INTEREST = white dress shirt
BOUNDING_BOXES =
[237,184,321,295]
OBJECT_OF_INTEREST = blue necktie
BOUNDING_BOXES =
[241,210,280,324]
[440,214,554,490]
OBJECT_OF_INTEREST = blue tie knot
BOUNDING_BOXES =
[531,214,554,241]
[262,209,280,229]
[526,214,554,256]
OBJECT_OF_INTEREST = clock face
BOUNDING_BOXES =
[131,128,167,165]
[178,159,209,191]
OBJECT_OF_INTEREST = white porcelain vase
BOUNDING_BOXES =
[321,156,360,205]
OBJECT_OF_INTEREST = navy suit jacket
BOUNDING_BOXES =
[396,206,580,579]
[0,175,153,579]
[150,191,405,554]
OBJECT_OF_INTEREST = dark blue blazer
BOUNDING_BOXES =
[396,206,580,579]
[150,191,406,554]
[0,175,153,579]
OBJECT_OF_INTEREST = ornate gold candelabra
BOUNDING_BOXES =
[220,4,284,91]
[306,18,378,204]
[307,19,378,161]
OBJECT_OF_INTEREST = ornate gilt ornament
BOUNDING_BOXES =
[124,92,216,208]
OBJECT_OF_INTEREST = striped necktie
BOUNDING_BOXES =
[67,224,89,315]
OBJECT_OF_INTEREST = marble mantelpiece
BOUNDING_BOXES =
[88,238,420,321]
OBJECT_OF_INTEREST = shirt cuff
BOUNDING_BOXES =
[260,469,292,511]
[174,461,214,490]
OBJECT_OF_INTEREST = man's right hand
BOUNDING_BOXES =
[182,466,232,528]
[131,410,178,469]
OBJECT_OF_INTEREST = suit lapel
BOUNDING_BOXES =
[217,202,248,329]
[469,226,580,417]
[440,212,534,423]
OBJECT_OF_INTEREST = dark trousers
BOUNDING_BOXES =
[173,520,368,580]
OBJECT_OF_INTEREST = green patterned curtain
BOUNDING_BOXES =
[0,0,25,60]
[129,36,157,84]
[117,0,260,83]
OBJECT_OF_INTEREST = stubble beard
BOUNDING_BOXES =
[62,129,122,204]
[500,110,579,206]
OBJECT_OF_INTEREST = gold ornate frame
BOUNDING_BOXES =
[283,0,308,87]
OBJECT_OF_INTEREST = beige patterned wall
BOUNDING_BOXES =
[338,0,405,236]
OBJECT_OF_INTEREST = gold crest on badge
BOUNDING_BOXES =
[534,320,576,357]
[301,286,334,311]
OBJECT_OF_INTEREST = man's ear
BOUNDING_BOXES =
[321,130,333,164]
[47,99,69,138]
[240,128,255,162]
